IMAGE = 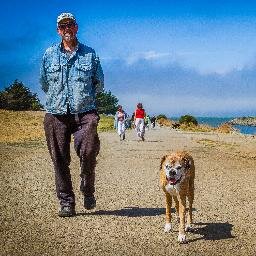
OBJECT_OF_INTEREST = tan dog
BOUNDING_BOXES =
[160,151,195,243]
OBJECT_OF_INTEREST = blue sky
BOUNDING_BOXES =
[1,0,256,117]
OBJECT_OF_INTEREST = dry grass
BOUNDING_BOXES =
[215,123,236,134]
[196,138,236,148]
[155,118,234,134]
[0,110,114,144]
[98,114,114,131]
[180,123,214,132]
[196,138,218,147]
[157,117,174,127]
[0,110,45,143]
[180,123,236,134]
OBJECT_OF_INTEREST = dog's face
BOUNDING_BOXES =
[161,152,191,185]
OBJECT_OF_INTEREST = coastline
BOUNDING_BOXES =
[170,116,256,135]
[228,117,256,127]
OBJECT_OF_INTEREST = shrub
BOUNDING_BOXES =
[156,114,167,120]
[179,115,198,126]
[96,90,118,115]
[0,80,43,111]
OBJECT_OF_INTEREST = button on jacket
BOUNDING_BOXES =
[40,42,104,114]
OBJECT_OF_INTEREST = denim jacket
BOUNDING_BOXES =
[40,42,104,114]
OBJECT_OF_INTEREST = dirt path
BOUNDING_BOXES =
[1,127,256,255]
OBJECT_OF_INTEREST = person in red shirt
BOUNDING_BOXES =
[134,103,146,141]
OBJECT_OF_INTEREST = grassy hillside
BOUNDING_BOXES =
[0,110,114,143]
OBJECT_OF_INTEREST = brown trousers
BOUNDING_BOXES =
[44,110,100,207]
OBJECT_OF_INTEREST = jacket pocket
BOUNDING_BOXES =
[75,63,93,82]
[46,64,61,83]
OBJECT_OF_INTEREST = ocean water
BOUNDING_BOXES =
[196,117,232,127]
[171,117,256,135]
[233,125,256,135]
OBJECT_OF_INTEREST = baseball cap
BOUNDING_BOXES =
[57,13,76,25]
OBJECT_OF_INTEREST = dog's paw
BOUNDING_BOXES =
[178,234,187,244]
[185,224,194,232]
[164,223,172,232]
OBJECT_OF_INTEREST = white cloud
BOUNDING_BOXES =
[104,56,256,117]
[125,51,173,65]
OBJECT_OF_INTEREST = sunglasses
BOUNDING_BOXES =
[58,22,76,30]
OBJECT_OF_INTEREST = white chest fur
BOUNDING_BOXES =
[165,183,180,195]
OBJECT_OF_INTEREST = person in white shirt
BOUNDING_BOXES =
[114,105,128,140]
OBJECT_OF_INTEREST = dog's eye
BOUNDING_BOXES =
[165,165,172,170]
[176,166,182,170]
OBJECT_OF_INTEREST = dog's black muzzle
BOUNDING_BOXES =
[169,169,176,176]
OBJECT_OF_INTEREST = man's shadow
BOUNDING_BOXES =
[190,222,235,241]
[78,206,166,217]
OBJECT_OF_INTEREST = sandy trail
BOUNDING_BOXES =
[1,127,256,255]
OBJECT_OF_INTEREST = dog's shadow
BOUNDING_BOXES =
[190,222,235,241]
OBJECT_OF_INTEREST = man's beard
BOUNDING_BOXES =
[63,33,74,42]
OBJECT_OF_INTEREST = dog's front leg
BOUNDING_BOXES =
[173,196,180,222]
[164,193,172,232]
[186,192,194,232]
[178,195,187,243]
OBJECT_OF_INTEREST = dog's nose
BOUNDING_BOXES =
[169,170,176,176]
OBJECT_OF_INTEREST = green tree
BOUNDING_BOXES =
[179,115,198,126]
[0,80,43,111]
[96,90,118,115]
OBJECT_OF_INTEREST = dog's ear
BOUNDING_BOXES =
[160,155,167,170]
[185,157,193,169]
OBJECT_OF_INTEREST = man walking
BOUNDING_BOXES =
[40,13,104,217]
